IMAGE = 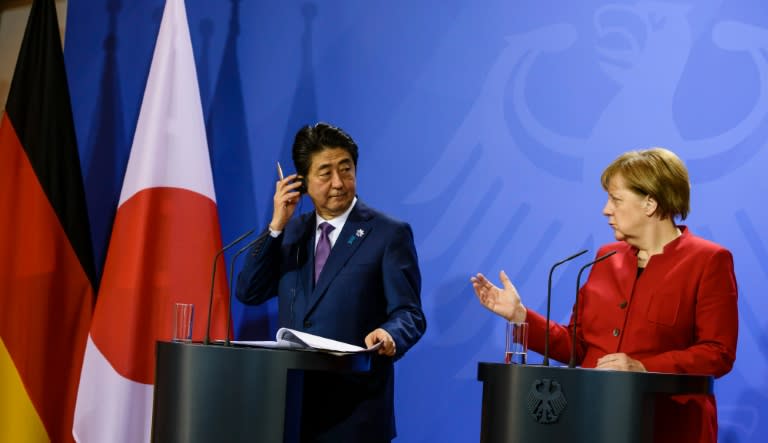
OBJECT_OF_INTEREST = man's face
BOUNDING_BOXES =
[306,147,356,219]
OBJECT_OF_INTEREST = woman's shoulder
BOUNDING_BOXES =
[680,228,731,255]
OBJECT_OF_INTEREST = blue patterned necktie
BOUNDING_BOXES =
[314,222,335,284]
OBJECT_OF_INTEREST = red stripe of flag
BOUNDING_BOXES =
[0,0,96,441]
[73,1,230,441]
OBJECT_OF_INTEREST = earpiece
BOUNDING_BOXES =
[297,176,307,194]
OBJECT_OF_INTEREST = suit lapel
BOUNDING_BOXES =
[305,201,374,316]
[618,247,638,299]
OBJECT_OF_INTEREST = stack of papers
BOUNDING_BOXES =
[231,328,381,354]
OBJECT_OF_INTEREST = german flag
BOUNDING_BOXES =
[0,0,96,442]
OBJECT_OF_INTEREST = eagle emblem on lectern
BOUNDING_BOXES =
[527,378,567,424]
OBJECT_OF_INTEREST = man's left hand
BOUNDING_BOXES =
[365,328,396,357]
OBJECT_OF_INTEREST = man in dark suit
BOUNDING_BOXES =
[236,122,426,442]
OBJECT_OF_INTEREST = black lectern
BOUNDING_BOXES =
[152,342,371,443]
[477,363,713,443]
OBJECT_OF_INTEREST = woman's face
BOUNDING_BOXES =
[602,174,651,243]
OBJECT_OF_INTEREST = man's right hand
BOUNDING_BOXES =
[269,174,303,231]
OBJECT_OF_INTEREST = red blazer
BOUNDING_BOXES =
[527,227,738,443]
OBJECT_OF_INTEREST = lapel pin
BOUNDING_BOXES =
[348,229,365,245]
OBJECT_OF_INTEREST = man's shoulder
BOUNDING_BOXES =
[353,199,409,228]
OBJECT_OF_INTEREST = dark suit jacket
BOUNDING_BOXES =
[236,199,426,442]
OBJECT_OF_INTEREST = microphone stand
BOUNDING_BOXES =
[226,237,260,346]
[204,228,255,345]
[543,249,588,366]
[569,250,617,368]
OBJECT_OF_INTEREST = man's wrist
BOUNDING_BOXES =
[268,223,283,237]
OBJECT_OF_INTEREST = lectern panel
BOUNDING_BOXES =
[477,363,712,443]
[152,342,370,443]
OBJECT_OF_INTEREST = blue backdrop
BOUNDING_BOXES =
[64,1,767,441]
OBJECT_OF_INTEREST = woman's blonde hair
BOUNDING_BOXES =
[601,147,690,220]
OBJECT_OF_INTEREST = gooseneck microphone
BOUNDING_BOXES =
[225,236,261,346]
[204,228,255,345]
[543,249,589,366]
[568,250,617,368]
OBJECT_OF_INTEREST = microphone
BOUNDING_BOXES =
[568,250,617,368]
[225,236,261,346]
[204,228,255,345]
[543,249,589,366]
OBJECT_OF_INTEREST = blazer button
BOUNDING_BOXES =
[303,321,312,329]
[619,301,628,309]
[612,328,620,337]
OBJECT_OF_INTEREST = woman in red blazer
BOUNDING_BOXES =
[471,147,738,443]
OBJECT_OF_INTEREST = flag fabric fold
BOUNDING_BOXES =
[0,0,96,442]
[73,0,230,441]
